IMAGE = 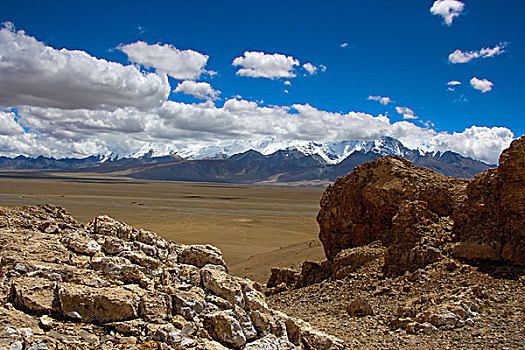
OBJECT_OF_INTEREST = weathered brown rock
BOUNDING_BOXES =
[0,205,345,349]
[180,244,227,269]
[317,156,468,260]
[266,267,300,289]
[453,136,525,265]
[346,295,374,317]
[331,242,385,279]
[58,283,141,323]
[201,267,245,308]
[171,287,208,320]
[9,277,57,315]
[383,200,447,276]
[139,291,171,323]
[62,232,101,256]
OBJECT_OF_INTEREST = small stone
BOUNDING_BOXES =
[406,322,420,334]
[79,330,99,344]
[10,341,23,350]
[39,316,54,330]
[419,322,438,335]
[171,315,187,329]
[446,259,458,271]
[19,328,33,338]
[27,342,49,350]
[118,336,137,344]
[346,296,374,316]
[66,311,82,321]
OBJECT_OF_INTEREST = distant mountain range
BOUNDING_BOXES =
[0,137,493,183]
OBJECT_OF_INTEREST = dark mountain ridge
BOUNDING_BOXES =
[0,138,493,183]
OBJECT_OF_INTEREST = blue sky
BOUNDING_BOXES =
[0,0,522,163]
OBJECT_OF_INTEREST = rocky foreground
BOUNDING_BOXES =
[0,136,523,350]
[0,205,344,349]
[267,136,524,348]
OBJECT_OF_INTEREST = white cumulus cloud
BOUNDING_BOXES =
[303,63,319,75]
[367,95,392,105]
[0,22,170,110]
[232,51,300,79]
[470,77,494,93]
[0,111,25,135]
[430,0,465,26]
[118,41,210,80]
[428,126,514,164]
[448,43,507,64]
[6,99,513,164]
[395,106,418,119]
[173,81,220,100]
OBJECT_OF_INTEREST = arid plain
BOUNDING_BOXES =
[0,172,326,282]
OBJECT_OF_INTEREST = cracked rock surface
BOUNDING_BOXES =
[0,205,344,349]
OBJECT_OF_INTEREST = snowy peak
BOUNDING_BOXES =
[284,137,410,164]
[123,136,419,165]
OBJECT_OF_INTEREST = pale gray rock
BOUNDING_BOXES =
[244,334,298,349]
[201,267,245,308]
[180,245,226,269]
[204,310,246,348]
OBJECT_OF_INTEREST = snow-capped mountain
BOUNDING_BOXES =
[0,136,492,181]
[126,136,417,165]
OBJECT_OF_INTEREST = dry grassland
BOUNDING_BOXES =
[0,173,326,282]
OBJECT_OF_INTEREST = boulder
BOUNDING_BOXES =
[62,233,101,256]
[298,320,345,350]
[58,283,141,323]
[171,287,208,320]
[297,261,331,288]
[266,268,300,289]
[180,245,227,269]
[9,277,57,315]
[317,156,468,260]
[244,334,297,349]
[201,267,245,308]
[119,250,161,269]
[383,201,445,276]
[0,205,346,349]
[204,310,246,348]
[453,136,525,265]
[346,296,374,317]
[331,242,385,279]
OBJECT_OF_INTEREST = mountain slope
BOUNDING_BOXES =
[0,137,493,182]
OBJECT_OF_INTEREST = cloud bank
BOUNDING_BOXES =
[0,23,515,165]
[0,22,170,110]
[4,98,511,164]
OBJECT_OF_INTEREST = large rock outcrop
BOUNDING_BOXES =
[312,136,524,278]
[317,155,468,261]
[268,136,522,290]
[0,205,344,350]
[453,136,525,265]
